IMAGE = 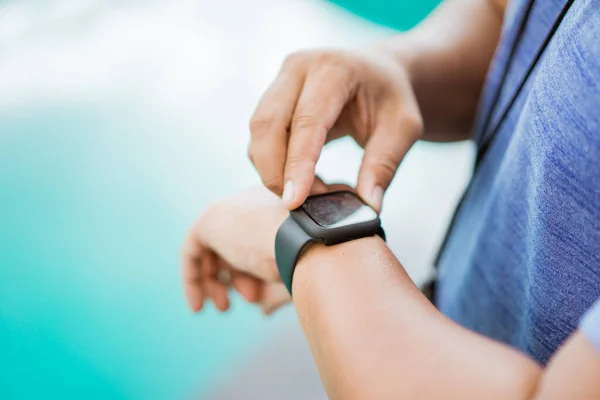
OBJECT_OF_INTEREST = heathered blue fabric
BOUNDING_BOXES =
[436,0,600,365]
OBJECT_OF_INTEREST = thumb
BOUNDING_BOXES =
[357,112,421,212]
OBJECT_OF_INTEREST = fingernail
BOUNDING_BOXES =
[369,186,384,211]
[282,180,294,207]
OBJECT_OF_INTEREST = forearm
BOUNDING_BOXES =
[292,236,542,399]
[378,0,506,141]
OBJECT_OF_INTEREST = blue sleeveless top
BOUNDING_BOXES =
[436,0,600,364]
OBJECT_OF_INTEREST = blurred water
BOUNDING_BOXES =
[0,1,468,399]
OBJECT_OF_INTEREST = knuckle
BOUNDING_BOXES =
[247,144,255,163]
[314,50,355,76]
[291,112,320,132]
[368,154,399,180]
[261,175,283,194]
[290,113,329,149]
[249,113,275,134]
[314,49,342,66]
[400,112,424,139]
[282,51,307,69]
[286,49,350,75]
[286,155,315,174]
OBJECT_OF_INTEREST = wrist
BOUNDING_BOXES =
[291,235,389,296]
[370,35,418,83]
[274,190,385,293]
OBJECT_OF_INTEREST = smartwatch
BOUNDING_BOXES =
[275,190,385,295]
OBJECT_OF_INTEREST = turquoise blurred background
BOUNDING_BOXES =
[332,0,439,30]
[0,1,456,399]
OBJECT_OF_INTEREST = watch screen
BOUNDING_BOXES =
[302,191,377,228]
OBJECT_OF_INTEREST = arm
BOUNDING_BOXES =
[384,0,507,141]
[292,236,600,399]
[183,186,600,398]
[249,0,507,211]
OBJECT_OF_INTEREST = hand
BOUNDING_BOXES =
[182,180,330,314]
[248,47,423,212]
[181,186,288,314]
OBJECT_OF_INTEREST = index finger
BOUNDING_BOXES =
[181,233,205,312]
[248,56,306,195]
[282,66,354,209]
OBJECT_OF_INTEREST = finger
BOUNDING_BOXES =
[202,246,218,279]
[226,263,262,304]
[356,106,422,213]
[326,99,360,145]
[206,280,230,312]
[181,234,204,312]
[231,273,261,304]
[283,65,355,210]
[184,259,204,312]
[260,283,292,315]
[204,251,230,312]
[249,56,307,196]
[310,175,328,195]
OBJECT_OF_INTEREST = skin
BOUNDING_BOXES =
[182,178,331,314]
[183,0,600,397]
[248,0,507,212]
[182,186,600,399]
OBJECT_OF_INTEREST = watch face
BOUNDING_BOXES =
[301,191,378,228]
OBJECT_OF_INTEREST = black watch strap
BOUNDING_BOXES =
[274,216,317,295]
[275,216,386,295]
